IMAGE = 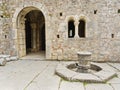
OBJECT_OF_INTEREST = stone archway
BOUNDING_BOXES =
[25,10,45,54]
[13,6,48,58]
[18,7,46,58]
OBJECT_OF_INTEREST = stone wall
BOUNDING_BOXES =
[0,0,120,61]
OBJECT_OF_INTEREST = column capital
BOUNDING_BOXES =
[30,23,36,30]
[74,21,79,26]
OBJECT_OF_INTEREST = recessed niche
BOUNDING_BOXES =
[60,12,62,16]
[118,9,120,13]
[111,34,114,38]
[5,35,7,39]
[1,15,3,18]
[94,10,97,14]
[57,34,60,38]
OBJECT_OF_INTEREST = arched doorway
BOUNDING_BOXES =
[17,7,46,58]
[25,10,45,53]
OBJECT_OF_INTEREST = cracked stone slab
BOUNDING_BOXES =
[108,63,120,71]
[25,62,60,90]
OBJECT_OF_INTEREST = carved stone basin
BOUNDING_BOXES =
[77,52,92,73]
[55,52,116,83]
[55,62,117,83]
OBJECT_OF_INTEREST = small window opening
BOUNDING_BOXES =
[111,34,114,38]
[78,20,85,38]
[94,10,97,14]
[5,35,7,39]
[1,15,3,18]
[57,34,60,38]
[60,12,62,16]
[118,9,120,13]
[68,20,75,38]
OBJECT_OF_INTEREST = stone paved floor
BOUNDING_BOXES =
[0,60,120,90]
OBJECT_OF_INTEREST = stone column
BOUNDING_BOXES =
[74,21,79,38]
[37,25,40,51]
[31,23,37,52]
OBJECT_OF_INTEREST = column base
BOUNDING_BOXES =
[74,35,79,38]
[31,48,38,52]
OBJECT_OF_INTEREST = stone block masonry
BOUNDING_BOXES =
[0,0,120,62]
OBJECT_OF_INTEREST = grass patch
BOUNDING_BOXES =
[83,82,88,86]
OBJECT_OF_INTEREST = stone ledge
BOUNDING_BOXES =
[77,51,92,56]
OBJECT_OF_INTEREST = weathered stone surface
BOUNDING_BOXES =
[0,0,120,61]
[85,83,114,90]
[55,64,78,81]
[59,80,84,90]
[73,73,103,83]
[93,71,117,82]
[0,55,10,58]
[9,56,18,61]
[0,60,120,90]
[0,58,6,66]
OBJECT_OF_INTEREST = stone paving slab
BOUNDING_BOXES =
[108,63,120,72]
[110,84,120,90]
[107,77,120,84]
[0,60,51,90]
[56,70,77,81]
[0,60,120,90]
[85,83,113,90]
[116,72,120,78]
[25,61,61,90]
[93,70,117,82]
[59,80,84,90]
[73,73,103,83]
[91,62,117,72]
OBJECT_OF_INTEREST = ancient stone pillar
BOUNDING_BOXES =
[74,21,79,38]
[36,25,40,51]
[31,23,37,52]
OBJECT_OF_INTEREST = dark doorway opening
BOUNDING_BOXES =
[40,24,46,50]
[25,10,45,54]
[25,19,32,52]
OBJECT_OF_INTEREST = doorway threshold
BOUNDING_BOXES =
[20,51,45,61]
